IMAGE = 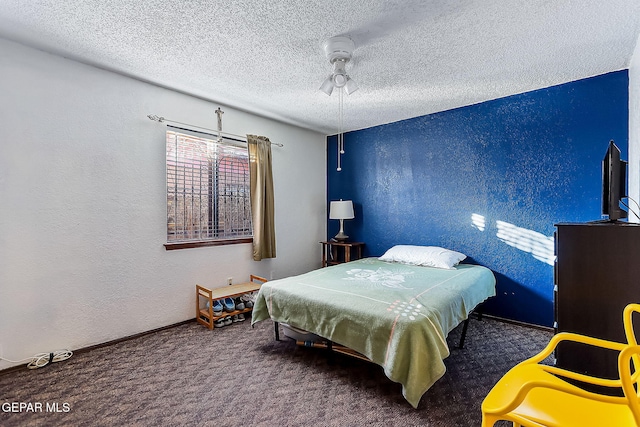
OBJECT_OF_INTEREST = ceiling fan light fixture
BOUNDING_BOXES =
[333,73,347,88]
[319,75,334,95]
[319,36,359,172]
[319,38,358,96]
[344,76,358,95]
[331,59,348,88]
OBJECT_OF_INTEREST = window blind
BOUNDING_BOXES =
[166,129,252,243]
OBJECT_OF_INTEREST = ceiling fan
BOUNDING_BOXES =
[319,36,359,172]
[318,36,358,96]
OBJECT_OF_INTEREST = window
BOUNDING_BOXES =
[165,129,252,249]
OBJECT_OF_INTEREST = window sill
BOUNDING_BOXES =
[164,238,253,250]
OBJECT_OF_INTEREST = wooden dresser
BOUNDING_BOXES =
[554,222,640,379]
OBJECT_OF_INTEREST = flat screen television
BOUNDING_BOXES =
[602,140,627,221]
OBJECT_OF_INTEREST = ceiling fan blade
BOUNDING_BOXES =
[337,1,455,49]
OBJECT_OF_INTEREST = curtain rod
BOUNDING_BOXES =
[146,114,284,147]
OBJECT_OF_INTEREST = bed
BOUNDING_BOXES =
[251,249,496,408]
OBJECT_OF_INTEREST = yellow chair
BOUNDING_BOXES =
[481,303,640,427]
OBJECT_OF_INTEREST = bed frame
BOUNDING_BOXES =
[271,307,484,352]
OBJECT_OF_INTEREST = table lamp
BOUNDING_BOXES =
[329,200,354,241]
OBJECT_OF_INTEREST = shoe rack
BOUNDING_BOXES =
[196,275,267,330]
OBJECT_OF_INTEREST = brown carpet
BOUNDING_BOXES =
[0,316,551,426]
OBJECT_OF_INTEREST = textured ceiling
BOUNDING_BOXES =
[1,1,639,135]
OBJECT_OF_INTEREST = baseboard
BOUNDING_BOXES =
[481,313,554,332]
[72,318,196,355]
[0,318,196,377]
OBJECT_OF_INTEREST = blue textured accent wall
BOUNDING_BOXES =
[327,71,629,327]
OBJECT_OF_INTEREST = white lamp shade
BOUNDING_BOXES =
[329,200,354,220]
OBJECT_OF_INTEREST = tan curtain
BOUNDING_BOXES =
[247,134,276,260]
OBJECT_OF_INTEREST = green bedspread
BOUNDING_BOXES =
[251,258,496,408]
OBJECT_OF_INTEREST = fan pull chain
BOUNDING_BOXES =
[337,89,344,171]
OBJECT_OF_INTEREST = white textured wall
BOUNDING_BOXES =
[0,37,326,368]
[629,33,640,222]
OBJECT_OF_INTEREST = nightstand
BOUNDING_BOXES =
[320,241,364,267]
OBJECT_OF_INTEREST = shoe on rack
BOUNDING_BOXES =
[241,292,256,303]
[214,318,225,328]
[234,297,245,311]
[241,294,254,309]
[206,300,224,316]
[224,316,233,326]
[223,297,235,312]
[231,314,240,323]
[237,313,245,322]
[212,300,223,316]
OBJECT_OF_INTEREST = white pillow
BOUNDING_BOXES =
[378,245,467,269]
